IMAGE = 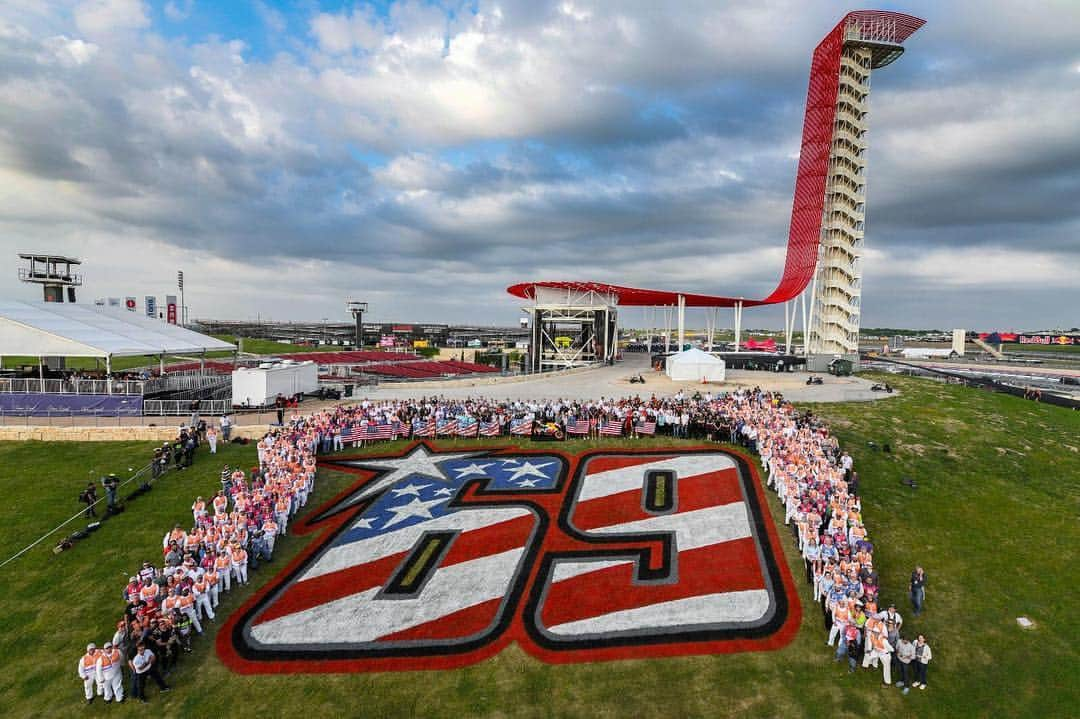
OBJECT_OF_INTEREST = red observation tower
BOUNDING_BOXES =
[508,11,924,372]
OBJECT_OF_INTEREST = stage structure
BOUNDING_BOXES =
[524,286,618,372]
[508,11,924,371]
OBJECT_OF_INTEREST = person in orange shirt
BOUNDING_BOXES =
[77,643,101,704]
[191,496,207,525]
[139,581,160,607]
[95,641,124,703]
[212,491,228,516]
[261,518,279,557]
[192,574,215,621]
[230,544,249,585]
[178,588,203,634]
[214,551,232,593]
[160,588,182,617]
[274,495,290,535]
[829,598,851,649]
[204,566,220,608]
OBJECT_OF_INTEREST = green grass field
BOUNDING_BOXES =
[0,374,1077,718]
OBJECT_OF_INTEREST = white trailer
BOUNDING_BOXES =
[231,361,319,407]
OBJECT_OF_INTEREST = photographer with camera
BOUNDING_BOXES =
[79,482,98,518]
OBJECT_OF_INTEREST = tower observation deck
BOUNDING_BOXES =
[507,11,924,367]
[17,253,83,303]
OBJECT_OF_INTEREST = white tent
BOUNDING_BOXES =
[666,347,726,382]
[0,299,235,371]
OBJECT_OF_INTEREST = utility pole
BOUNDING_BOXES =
[177,270,185,327]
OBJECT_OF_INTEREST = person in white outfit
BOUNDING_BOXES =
[207,425,218,454]
[77,643,100,704]
[96,641,124,703]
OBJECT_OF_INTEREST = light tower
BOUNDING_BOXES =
[347,300,368,349]
[804,14,918,359]
[18,253,83,302]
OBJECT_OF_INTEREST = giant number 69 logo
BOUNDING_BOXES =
[218,443,800,673]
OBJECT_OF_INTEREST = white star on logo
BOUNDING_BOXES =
[515,478,542,488]
[380,497,445,529]
[507,461,553,482]
[433,487,455,498]
[500,459,520,466]
[310,445,475,521]
[351,516,376,530]
[392,482,431,497]
[454,462,494,479]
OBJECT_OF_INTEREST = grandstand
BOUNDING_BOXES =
[167,351,500,383]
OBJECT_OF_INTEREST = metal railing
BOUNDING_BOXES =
[0,378,145,395]
[0,406,284,426]
[143,399,233,416]
[142,373,229,395]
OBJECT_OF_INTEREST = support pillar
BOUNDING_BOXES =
[106,355,112,394]
[801,292,809,356]
[784,301,792,355]
[677,295,685,351]
[664,305,671,353]
[734,301,743,353]
[39,357,44,393]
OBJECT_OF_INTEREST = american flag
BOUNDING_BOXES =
[241,453,562,651]
[635,420,657,436]
[363,423,396,440]
[341,424,366,443]
[479,421,501,437]
[533,452,774,642]
[458,420,479,438]
[412,419,436,438]
[509,420,533,436]
[436,419,459,436]
[599,420,624,437]
[566,419,591,436]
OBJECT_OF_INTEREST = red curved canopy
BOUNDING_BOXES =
[508,10,924,309]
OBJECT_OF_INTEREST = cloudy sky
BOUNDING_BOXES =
[0,1,1077,330]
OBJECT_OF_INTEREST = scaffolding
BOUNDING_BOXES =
[522,286,618,372]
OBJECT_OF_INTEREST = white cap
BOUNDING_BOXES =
[87,643,97,651]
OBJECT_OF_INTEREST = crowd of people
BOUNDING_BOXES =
[78,415,318,704]
[79,389,932,702]
[751,393,933,691]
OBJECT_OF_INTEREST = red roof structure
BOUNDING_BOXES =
[508,11,924,310]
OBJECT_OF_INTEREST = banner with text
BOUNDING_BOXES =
[166,294,178,325]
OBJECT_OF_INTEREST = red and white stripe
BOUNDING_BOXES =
[566,420,591,436]
[248,506,536,647]
[599,420,623,437]
[536,453,771,639]
[635,421,657,436]
[413,420,436,438]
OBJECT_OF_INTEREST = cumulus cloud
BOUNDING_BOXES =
[73,0,149,38]
[0,1,1076,329]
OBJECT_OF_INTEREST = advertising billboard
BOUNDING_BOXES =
[166,294,178,325]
